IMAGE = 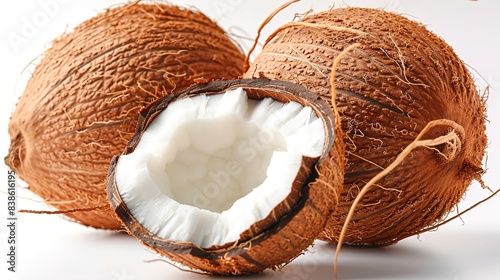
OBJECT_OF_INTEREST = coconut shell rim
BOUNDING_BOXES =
[107,78,337,260]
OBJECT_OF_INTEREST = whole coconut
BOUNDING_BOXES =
[5,2,245,229]
[245,7,487,246]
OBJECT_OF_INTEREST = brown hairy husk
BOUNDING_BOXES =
[244,7,487,246]
[107,78,345,275]
[5,2,245,229]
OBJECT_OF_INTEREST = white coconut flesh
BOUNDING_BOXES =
[115,88,326,248]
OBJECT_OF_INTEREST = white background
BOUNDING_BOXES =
[1,0,499,279]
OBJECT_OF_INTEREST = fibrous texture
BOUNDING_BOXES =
[5,2,245,229]
[108,78,345,275]
[245,7,487,246]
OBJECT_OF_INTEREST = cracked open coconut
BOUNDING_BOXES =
[107,78,345,275]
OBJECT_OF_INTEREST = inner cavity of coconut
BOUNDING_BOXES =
[115,88,325,247]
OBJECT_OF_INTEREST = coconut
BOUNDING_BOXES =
[4,3,245,229]
[107,78,345,275]
[244,7,487,246]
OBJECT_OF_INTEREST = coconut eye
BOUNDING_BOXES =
[107,78,344,275]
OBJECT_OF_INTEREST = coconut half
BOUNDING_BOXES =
[107,78,344,275]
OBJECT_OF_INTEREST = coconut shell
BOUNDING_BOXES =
[107,78,345,275]
[244,7,487,246]
[4,3,245,229]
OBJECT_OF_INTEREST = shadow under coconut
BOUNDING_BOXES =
[333,244,438,280]
[318,230,500,280]
[140,240,433,279]
[271,242,435,280]
[81,228,500,279]
[204,264,335,280]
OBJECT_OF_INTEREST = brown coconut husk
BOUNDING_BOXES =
[5,2,245,229]
[244,7,488,246]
